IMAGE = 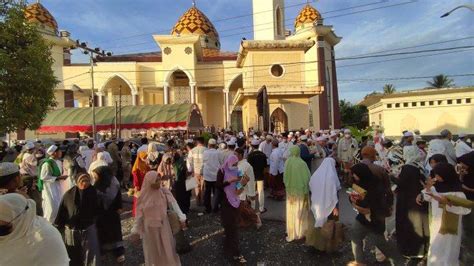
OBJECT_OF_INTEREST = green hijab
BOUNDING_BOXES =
[284,146,311,197]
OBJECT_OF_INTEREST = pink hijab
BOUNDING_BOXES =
[135,171,174,233]
[222,155,241,208]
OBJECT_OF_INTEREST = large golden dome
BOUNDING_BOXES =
[171,6,219,39]
[294,4,322,29]
[25,2,58,34]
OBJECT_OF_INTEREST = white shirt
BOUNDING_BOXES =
[269,148,281,176]
[258,141,273,164]
[456,140,473,158]
[237,159,256,201]
[202,148,221,182]
[189,145,206,175]
[81,148,95,171]
[99,150,114,165]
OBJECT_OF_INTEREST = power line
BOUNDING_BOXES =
[107,0,409,53]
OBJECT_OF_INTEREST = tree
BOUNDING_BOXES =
[0,1,58,133]
[339,100,368,129]
[383,84,396,94]
[427,74,455,88]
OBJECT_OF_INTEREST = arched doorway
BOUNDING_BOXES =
[100,75,135,107]
[271,107,288,133]
[169,70,191,104]
[227,74,243,129]
[231,107,243,132]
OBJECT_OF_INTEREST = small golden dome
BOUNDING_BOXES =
[24,2,58,33]
[171,6,219,39]
[294,4,322,29]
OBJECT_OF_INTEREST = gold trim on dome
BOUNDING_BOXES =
[171,6,219,39]
[294,4,322,29]
[24,2,58,31]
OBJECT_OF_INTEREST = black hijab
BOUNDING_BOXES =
[351,163,378,192]
[458,151,474,171]
[93,166,113,193]
[432,162,463,193]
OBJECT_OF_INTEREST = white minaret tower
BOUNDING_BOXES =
[252,0,285,40]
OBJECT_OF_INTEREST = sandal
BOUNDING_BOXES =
[233,255,247,263]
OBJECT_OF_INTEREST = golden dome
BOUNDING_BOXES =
[294,4,322,29]
[25,2,58,33]
[171,6,219,39]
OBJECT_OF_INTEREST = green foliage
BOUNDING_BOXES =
[201,132,212,145]
[383,84,396,94]
[347,126,373,142]
[339,100,368,129]
[0,1,58,133]
[427,74,455,88]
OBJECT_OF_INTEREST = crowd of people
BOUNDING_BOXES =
[0,127,473,266]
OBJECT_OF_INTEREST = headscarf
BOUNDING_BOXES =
[147,142,160,162]
[283,146,311,197]
[432,162,462,193]
[157,153,174,179]
[361,146,377,161]
[350,163,378,192]
[222,155,240,208]
[0,194,69,265]
[135,171,174,233]
[88,152,109,176]
[132,151,149,174]
[309,158,340,227]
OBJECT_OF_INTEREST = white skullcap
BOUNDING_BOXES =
[0,162,19,177]
[97,143,105,149]
[208,138,217,145]
[289,132,294,136]
[218,143,227,150]
[266,135,273,140]
[251,139,260,146]
[227,140,236,146]
[316,136,326,142]
[300,135,308,141]
[46,145,58,155]
[403,131,414,137]
[295,132,301,136]
[24,142,35,150]
[344,129,351,134]
[238,132,244,138]
[230,137,237,143]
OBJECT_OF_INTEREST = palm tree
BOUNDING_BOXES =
[427,74,455,88]
[383,84,396,94]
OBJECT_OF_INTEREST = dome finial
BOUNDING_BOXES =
[192,0,196,7]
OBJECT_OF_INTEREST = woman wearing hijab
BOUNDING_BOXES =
[423,162,471,265]
[349,163,403,266]
[396,146,430,263]
[131,171,186,266]
[217,155,249,264]
[88,152,108,177]
[284,145,311,242]
[458,151,474,265]
[92,166,125,263]
[305,157,340,251]
[147,142,161,170]
[131,151,149,216]
[0,193,69,266]
[54,173,101,266]
[173,150,191,214]
[157,153,175,190]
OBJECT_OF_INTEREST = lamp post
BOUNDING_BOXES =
[441,4,474,18]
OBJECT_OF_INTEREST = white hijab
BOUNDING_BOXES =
[88,152,109,176]
[0,194,69,266]
[309,158,341,227]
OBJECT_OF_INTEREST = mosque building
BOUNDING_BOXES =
[20,0,342,140]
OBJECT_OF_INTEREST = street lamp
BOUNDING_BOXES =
[441,4,474,18]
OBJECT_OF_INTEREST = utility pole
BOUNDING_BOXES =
[75,40,112,142]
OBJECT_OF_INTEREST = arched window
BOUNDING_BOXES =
[276,7,282,36]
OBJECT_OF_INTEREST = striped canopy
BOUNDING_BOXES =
[38,104,203,133]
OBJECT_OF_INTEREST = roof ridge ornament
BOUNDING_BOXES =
[192,0,196,7]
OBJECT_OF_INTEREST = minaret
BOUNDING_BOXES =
[252,0,285,40]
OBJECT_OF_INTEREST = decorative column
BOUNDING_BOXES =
[224,89,230,129]
[189,82,196,104]
[132,93,137,106]
[163,82,169,104]
[97,91,104,107]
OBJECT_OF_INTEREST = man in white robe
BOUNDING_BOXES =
[456,133,473,158]
[40,145,67,223]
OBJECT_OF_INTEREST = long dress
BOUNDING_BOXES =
[284,146,311,242]
[396,164,430,258]
[55,186,101,266]
[423,187,471,266]
[132,151,149,216]
[132,171,186,266]
[96,177,124,257]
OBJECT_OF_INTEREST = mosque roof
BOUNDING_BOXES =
[171,6,219,39]
[24,2,58,32]
[294,4,322,29]
[95,50,237,63]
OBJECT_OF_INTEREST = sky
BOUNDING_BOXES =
[39,0,474,102]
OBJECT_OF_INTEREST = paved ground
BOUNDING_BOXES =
[111,188,379,266]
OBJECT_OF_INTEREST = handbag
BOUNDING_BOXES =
[321,219,344,253]
[185,176,198,191]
